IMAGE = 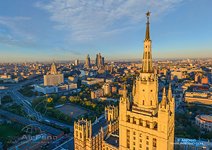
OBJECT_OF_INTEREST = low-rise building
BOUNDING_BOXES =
[91,89,104,99]
[184,91,212,105]
[111,86,117,93]
[102,82,111,96]
[195,115,212,131]
[201,76,209,84]
[82,78,104,86]
[34,85,58,94]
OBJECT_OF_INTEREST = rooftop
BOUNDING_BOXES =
[105,134,119,148]
[92,115,108,136]
[198,115,212,123]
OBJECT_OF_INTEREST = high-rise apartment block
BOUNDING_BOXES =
[119,11,175,150]
[85,54,91,68]
[96,53,104,68]
[75,59,80,66]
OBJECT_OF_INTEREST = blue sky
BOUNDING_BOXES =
[0,0,212,62]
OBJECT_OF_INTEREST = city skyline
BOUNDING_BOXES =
[0,0,212,62]
[0,6,212,149]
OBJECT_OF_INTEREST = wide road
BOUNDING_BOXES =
[1,78,74,131]
[0,109,63,136]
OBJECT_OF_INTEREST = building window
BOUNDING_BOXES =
[127,130,130,136]
[139,119,142,126]
[127,115,130,122]
[154,123,158,130]
[133,118,136,124]
[127,129,130,148]
[153,138,157,147]
[146,122,150,128]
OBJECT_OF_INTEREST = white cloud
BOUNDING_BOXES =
[0,16,36,47]
[36,0,182,41]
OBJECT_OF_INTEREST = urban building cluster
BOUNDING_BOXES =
[0,12,212,150]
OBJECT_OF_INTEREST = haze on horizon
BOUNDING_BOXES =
[0,0,212,63]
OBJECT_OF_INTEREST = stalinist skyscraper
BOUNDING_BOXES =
[74,12,175,150]
[119,11,175,150]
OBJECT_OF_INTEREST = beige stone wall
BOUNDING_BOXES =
[44,74,64,86]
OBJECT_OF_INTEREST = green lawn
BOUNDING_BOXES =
[1,95,13,104]
[0,124,22,137]
[0,123,24,149]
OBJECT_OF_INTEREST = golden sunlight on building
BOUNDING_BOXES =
[74,11,175,150]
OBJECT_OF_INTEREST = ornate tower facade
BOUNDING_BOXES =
[105,105,119,134]
[119,12,175,150]
[74,118,104,150]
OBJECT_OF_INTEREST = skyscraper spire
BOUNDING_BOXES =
[161,87,167,108]
[122,84,127,99]
[142,11,153,73]
[168,83,172,101]
[145,11,151,41]
[50,62,57,75]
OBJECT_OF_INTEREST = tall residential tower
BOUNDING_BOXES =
[119,11,175,150]
[74,12,175,150]
[85,54,91,68]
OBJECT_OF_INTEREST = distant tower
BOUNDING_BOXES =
[50,62,57,75]
[75,59,80,66]
[85,54,91,68]
[14,65,18,72]
[95,53,104,68]
[119,12,175,150]
[102,57,105,66]
[44,62,64,86]
[95,54,98,66]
